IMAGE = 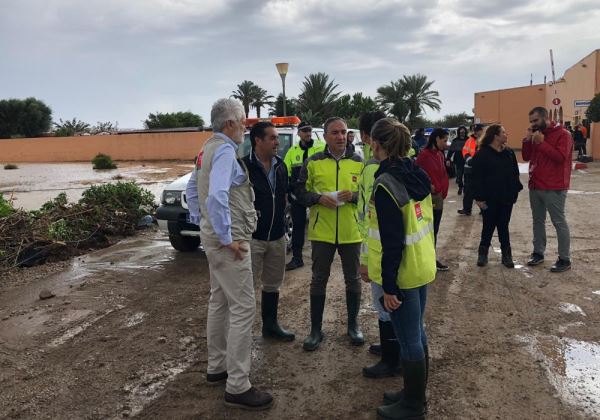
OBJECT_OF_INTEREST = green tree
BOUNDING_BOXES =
[0,97,52,138]
[402,74,441,127]
[53,118,91,137]
[434,112,472,128]
[334,92,380,120]
[269,94,298,117]
[297,72,341,124]
[586,92,600,122]
[144,112,204,129]
[377,80,409,122]
[232,80,259,118]
[298,109,322,128]
[252,88,274,119]
[91,121,118,134]
[376,74,441,127]
[351,92,380,115]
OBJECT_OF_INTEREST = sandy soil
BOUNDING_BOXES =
[1,163,599,419]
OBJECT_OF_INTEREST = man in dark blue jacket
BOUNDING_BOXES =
[243,122,295,341]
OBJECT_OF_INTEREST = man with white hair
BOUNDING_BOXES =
[196,98,273,410]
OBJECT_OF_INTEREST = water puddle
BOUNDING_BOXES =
[557,322,584,333]
[568,190,600,195]
[0,162,186,210]
[519,334,600,417]
[125,312,147,328]
[122,343,198,417]
[48,308,116,347]
[515,264,534,278]
[558,303,587,317]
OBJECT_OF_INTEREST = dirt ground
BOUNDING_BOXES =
[1,163,599,419]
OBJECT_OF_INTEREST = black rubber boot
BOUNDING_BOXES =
[501,246,515,268]
[377,359,427,419]
[261,291,295,342]
[303,294,325,351]
[369,344,382,356]
[346,290,364,346]
[285,256,304,271]
[384,345,429,410]
[477,245,489,267]
[363,320,400,378]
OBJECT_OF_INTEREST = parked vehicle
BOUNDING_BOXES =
[156,117,316,252]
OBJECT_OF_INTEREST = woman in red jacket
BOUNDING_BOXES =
[416,128,449,271]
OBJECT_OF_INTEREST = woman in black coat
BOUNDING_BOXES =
[471,125,523,268]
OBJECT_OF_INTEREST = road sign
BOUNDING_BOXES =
[574,100,591,107]
[552,98,561,106]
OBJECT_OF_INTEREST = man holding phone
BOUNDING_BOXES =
[522,106,573,272]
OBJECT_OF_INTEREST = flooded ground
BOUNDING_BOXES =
[1,162,600,419]
[0,161,194,210]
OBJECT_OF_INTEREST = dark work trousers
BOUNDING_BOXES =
[433,209,443,246]
[310,241,361,296]
[290,202,307,259]
[479,201,513,249]
[462,174,474,212]
[455,163,465,189]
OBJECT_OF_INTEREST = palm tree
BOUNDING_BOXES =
[252,88,274,119]
[232,81,259,118]
[297,73,341,123]
[402,74,441,127]
[53,118,90,136]
[376,80,409,122]
[269,94,298,117]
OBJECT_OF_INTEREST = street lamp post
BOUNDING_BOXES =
[276,62,289,116]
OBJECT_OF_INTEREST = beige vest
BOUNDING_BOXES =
[197,135,257,242]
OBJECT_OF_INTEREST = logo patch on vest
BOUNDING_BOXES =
[415,202,423,221]
[296,155,300,161]
[352,175,357,182]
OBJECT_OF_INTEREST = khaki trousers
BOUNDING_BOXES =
[201,235,255,395]
[250,236,286,292]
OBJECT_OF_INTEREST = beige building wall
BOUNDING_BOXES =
[474,49,600,159]
[0,132,212,163]
[474,84,546,150]
[547,50,597,125]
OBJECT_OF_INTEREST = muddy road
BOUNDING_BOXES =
[1,164,599,419]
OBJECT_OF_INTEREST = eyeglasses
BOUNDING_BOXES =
[299,127,312,133]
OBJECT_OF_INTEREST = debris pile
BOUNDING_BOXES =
[0,182,156,271]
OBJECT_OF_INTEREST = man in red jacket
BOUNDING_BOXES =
[522,107,573,272]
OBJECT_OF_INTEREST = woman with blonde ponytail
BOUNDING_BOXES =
[368,118,436,419]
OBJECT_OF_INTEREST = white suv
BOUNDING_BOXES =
[156,120,319,251]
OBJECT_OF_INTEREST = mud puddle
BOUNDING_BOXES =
[0,162,192,210]
[519,334,600,417]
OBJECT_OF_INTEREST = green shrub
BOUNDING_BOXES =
[40,192,69,212]
[80,181,155,221]
[0,193,15,217]
[92,153,117,169]
[4,163,18,170]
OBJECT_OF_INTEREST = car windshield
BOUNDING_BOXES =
[237,133,293,159]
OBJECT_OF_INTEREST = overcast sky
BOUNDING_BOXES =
[1,0,598,128]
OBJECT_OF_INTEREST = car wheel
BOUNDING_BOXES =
[169,234,201,252]
[284,205,293,253]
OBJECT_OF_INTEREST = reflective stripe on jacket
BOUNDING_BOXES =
[358,158,380,268]
[372,173,436,289]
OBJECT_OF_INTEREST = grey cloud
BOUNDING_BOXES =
[0,0,596,127]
